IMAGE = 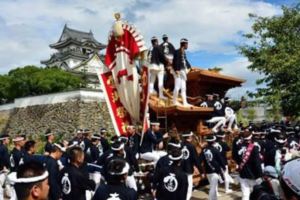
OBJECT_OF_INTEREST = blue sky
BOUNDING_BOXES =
[0,0,298,98]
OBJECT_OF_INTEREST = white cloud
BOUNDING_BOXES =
[128,0,281,52]
[218,57,265,99]
[0,0,281,73]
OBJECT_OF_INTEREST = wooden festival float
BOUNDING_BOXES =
[149,67,245,136]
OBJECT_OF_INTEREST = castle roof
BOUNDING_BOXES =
[49,25,106,49]
[40,49,89,65]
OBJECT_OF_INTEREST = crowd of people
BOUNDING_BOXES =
[0,119,300,200]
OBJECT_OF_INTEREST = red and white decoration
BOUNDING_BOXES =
[96,18,149,136]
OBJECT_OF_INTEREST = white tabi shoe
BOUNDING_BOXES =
[225,189,233,194]
[183,103,193,107]
[159,95,168,100]
[227,128,233,133]
[173,101,181,106]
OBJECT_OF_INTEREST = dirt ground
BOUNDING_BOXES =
[192,183,242,200]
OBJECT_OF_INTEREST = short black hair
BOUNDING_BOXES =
[14,161,47,200]
[107,158,127,184]
[68,146,84,163]
[167,138,181,153]
[50,143,64,153]
[45,129,53,140]
[24,140,36,152]
[169,148,183,165]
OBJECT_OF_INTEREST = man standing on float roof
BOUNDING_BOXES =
[172,38,192,107]
[148,36,168,100]
[160,34,175,69]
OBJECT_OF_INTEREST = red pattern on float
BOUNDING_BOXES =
[97,19,148,136]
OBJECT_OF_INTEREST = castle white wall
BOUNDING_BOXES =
[0,89,105,111]
[0,103,15,111]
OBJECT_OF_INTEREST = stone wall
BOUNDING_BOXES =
[1,100,113,139]
[0,90,113,139]
[0,110,11,132]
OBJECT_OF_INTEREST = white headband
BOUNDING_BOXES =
[261,131,267,135]
[12,137,24,142]
[0,136,9,140]
[216,134,225,138]
[270,129,281,133]
[169,154,183,161]
[243,134,253,140]
[53,143,66,152]
[252,132,261,135]
[286,131,295,135]
[45,132,54,136]
[151,122,160,126]
[168,142,182,148]
[206,136,216,142]
[111,143,125,151]
[91,135,101,140]
[182,132,193,137]
[119,136,128,141]
[109,163,129,175]
[275,138,287,144]
[244,134,252,140]
[9,171,49,184]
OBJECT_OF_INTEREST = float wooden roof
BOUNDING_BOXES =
[188,68,245,86]
[186,68,245,98]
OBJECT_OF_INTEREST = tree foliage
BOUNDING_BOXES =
[239,5,300,117]
[0,66,83,103]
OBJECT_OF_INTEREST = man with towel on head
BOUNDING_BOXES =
[10,135,26,172]
[10,161,49,200]
[140,121,168,164]
[172,38,192,107]
[148,36,168,100]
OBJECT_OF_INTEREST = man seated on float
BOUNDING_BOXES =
[206,94,226,133]
[200,94,214,107]
[148,36,168,100]
[140,122,168,164]
[224,97,238,132]
[172,38,192,107]
[126,125,141,159]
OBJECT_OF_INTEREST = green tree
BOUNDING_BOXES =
[247,108,256,122]
[265,92,282,121]
[8,66,42,100]
[0,66,84,103]
[208,67,223,72]
[32,68,83,94]
[0,75,11,103]
[239,5,300,117]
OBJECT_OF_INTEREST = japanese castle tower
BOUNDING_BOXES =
[41,25,107,88]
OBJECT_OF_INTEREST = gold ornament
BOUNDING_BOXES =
[112,91,119,103]
[117,107,127,119]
